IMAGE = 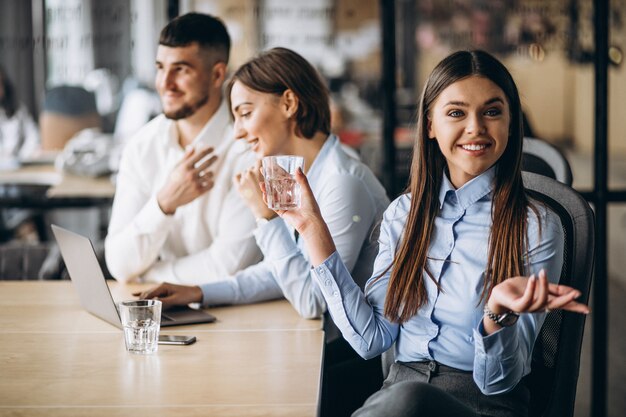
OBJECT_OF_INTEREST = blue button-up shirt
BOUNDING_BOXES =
[312,166,564,394]
[199,135,389,319]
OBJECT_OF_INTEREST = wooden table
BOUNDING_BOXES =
[0,164,115,208]
[0,281,324,417]
[0,164,116,240]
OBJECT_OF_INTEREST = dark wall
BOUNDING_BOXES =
[0,0,37,116]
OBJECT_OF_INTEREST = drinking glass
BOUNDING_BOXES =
[262,155,305,210]
[119,299,161,354]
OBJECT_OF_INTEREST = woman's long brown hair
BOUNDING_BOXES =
[383,50,534,323]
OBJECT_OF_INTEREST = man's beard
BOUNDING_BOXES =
[163,93,209,120]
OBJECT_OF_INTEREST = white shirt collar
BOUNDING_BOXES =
[165,100,231,152]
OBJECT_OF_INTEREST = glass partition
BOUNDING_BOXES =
[184,0,386,175]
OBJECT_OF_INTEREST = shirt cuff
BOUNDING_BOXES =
[473,320,519,357]
[254,216,299,260]
[134,195,177,234]
[311,251,347,304]
[199,280,237,307]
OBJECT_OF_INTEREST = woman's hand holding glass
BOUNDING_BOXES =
[260,167,336,266]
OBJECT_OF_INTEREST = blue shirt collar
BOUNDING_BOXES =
[438,165,497,210]
[306,134,336,187]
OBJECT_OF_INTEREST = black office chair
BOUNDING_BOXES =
[39,85,101,151]
[381,172,594,417]
[522,137,573,186]
[521,171,594,417]
[0,242,54,280]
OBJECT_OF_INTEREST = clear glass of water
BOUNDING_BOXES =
[262,155,305,210]
[118,299,161,354]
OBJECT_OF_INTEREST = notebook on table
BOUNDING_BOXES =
[51,224,216,328]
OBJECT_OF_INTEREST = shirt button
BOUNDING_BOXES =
[325,280,331,286]
[332,291,339,297]
[319,269,325,275]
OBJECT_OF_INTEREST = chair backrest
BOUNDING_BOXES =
[380,172,594,417]
[522,137,573,186]
[39,86,101,151]
[0,242,51,280]
[521,172,594,417]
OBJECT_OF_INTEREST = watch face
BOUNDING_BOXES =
[498,312,519,327]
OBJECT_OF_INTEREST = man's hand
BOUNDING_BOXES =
[133,282,203,309]
[157,145,218,215]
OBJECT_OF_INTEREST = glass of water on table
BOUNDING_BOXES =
[262,155,305,210]
[119,299,161,354]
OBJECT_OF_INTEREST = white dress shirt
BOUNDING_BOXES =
[199,135,390,319]
[311,166,564,395]
[0,105,40,159]
[105,101,262,284]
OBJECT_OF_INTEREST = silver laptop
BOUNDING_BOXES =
[51,224,216,328]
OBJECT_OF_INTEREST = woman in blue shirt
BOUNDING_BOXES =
[274,50,590,416]
[139,47,389,317]
[140,47,390,416]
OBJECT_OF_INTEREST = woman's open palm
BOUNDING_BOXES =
[488,269,590,315]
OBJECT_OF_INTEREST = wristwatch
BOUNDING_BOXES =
[483,306,519,327]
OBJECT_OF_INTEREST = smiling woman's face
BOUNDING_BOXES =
[230,81,293,157]
[427,75,511,188]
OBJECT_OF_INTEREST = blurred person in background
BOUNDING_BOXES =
[0,66,40,163]
[0,66,42,242]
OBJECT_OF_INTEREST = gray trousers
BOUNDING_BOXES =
[352,361,529,417]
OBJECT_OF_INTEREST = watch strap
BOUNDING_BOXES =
[483,306,519,327]
[483,305,502,323]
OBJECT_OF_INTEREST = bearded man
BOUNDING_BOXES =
[105,13,261,284]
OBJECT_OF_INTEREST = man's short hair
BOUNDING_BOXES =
[159,13,230,64]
